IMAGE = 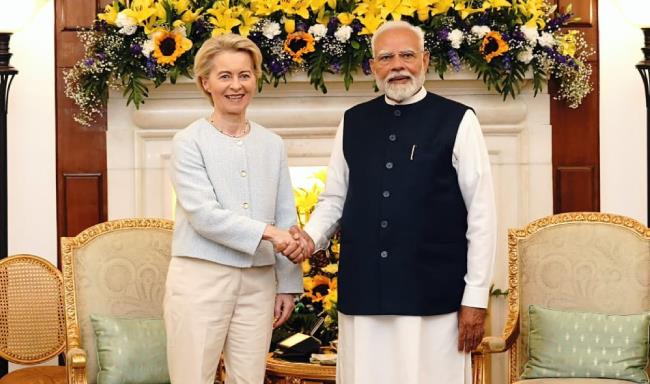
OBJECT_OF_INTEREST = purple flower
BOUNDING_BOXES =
[193,19,209,35]
[145,57,157,77]
[96,52,106,61]
[84,58,95,67]
[330,61,342,73]
[502,54,512,71]
[130,43,142,55]
[327,18,340,34]
[351,20,363,34]
[437,28,449,41]
[93,20,108,32]
[362,58,372,75]
[296,20,308,32]
[269,59,290,76]
[448,50,461,72]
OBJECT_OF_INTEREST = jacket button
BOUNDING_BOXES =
[388,134,397,142]
[382,190,390,198]
[242,202,249,209]
[380,251,388,258]
[240,170,247,177]
[393,110,401,117]
[236,141,243,146]
[385,162,393,169]
[380,220,389,228]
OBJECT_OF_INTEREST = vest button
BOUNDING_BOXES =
[240,170,247,177]
[380,220,389,228]
[242,202,249,209]
[380,251,388,258]
[382,190,390,198]
[393,110,401,117]
[385,162,393,169]
[388,134,397,142]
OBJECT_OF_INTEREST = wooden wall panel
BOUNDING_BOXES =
[551,0,600,213]
[55,0,107,244]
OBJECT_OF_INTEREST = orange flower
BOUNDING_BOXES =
[152,30,193,65]
[303,275,336,303]
[479,31,509,63]
[283,31,316,63]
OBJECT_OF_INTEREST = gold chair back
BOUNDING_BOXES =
[506,213,650,383]
[61,219,174,384]
[0,254,65,365]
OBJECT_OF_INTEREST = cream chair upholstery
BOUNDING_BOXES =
[0,254,66,384]
[474,213,650,384]
[61,219,174,384]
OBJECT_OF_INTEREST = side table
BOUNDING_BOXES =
[265,354,336,384]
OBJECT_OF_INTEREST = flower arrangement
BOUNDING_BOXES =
[272,168,340,347]
[65,0,593,126]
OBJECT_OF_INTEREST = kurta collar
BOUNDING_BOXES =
[384,86,427,106]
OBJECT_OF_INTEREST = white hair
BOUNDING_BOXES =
[371,20,425,56]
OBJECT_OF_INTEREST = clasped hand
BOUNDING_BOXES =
[263,225,315,264]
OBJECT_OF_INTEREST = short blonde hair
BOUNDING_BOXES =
[193,34,263,105]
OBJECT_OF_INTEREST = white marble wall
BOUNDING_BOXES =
[106,71,553,383]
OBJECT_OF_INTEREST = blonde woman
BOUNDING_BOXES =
[164,34,305,384]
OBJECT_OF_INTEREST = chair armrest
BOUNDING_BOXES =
[476,336,507,353]
[66,347,88,384]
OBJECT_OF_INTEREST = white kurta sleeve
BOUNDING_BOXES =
[273,141,304,293]
[452,110,497,309]
[171,133,267,255]
[304,119,349,250]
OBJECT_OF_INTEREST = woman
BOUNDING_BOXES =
[164,34,305,384]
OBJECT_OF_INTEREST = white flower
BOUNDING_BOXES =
[448,29,464,49]
[262,21,281,40]
[538,32,556,48]
[334,25,353,43]
[471,25,490,38]
[516,47,534,64]
[520,25,539,45]
[308,24,328,41]
[116,12,137,35]
[142,39,155,58]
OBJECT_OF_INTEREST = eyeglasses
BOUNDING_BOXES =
[374,50,424,66]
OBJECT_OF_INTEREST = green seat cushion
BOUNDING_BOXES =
[90,315,170,384]
[521,305,650,384]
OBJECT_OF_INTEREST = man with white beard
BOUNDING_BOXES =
[293,20,496,383]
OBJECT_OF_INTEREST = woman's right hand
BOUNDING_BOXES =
[263,225,304,263]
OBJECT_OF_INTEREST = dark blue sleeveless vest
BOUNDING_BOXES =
[338,92,470,316]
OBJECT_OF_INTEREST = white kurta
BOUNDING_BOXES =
[304,87,497,384]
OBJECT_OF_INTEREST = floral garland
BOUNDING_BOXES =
[64,0,593,126]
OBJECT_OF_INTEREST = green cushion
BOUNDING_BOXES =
[521,305,650,384]
[90,315,170,384]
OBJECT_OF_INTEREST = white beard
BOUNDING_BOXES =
[377,70,426,102]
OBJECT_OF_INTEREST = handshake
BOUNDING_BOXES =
[263,225,315,264]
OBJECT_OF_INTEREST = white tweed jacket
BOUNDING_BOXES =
[170,118,302,293]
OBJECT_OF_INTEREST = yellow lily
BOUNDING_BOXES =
[482,0,510,9]
[207,7,242,37]
[337,12,355,25]
[122,0,157,25]
[315,7,330,25]
[556,30,577,57]
[98,1,119,25]
[181,7,203,23]
[279,0,311,19]
[380,0,416,21]
[430,0,453,16]
[237,7,260,37]
[284,18,296,33]
[357,13,384,34]
[250,0,281,16]
[454,0,485,19]
[170,0,190,14]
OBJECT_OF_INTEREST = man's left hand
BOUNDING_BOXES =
[273,294,295,328]
[457,305,486,353]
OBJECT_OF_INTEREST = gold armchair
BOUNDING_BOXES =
[0,254,66,384]
[474,212,650,384]
[61,219,174,384]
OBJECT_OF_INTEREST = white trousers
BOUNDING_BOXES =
[164,256,276,384]
[337,312,471,384]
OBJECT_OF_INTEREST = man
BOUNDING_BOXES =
[293,20,496,383]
